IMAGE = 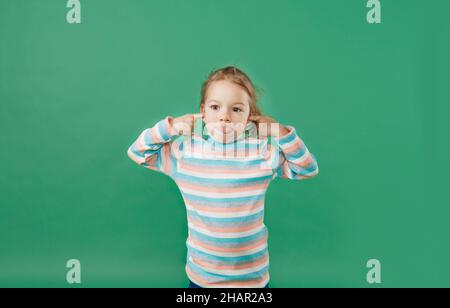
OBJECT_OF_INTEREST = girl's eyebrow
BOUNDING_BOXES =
[208,99,245,106]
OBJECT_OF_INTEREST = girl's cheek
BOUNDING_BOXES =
[236,114,247,123]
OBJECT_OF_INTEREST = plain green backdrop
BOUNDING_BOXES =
[0,0,449,287]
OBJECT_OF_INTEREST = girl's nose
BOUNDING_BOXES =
[220,111,231,122]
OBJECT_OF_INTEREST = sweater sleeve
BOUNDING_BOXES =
[127,116,181,177]
[266,125,319,180]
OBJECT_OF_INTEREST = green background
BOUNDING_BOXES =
[1,0,449,287]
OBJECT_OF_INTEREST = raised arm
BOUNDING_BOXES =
[271,125,319,180]
[127,116,180,177]
[248,115,319,181]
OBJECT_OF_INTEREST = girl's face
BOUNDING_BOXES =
[200,80,251,142]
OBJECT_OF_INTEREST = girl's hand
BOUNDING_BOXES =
[171,113,202,136]
[248,115,290,138]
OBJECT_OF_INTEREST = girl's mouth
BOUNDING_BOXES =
[214,126,234,134]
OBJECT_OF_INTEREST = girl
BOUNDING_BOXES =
[127,66,319,288]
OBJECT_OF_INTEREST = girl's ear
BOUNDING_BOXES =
[200,104,205,118]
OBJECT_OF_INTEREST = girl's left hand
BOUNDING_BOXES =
[248,115,290,138]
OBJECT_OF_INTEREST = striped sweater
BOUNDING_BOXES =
[127,116,319,288]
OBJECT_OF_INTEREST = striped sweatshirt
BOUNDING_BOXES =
[127,116,319,288]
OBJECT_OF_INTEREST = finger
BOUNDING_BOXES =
[249,115,261,122]
[193,113,203,120]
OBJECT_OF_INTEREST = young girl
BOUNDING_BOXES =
[127,66,319,288]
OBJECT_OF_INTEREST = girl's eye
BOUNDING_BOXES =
[233,107,243,112]
[210,105,219,111]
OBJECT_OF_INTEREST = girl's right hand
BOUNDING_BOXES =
[171,113,203,136]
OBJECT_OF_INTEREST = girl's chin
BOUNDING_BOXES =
[211,129,240,142]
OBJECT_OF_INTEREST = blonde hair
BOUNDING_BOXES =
[200,66,262,116]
